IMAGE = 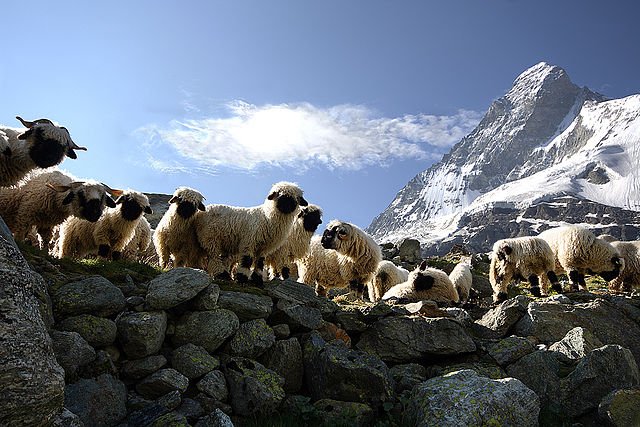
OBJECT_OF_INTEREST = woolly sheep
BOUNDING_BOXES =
[122,216,152,261]
[0,170,120,250]
[367,260,410,302]
[0,116,86,187]
[57,190,152,260]
[539,225,624,292]
[153,186,207,269]
[195,181,308,284]
[607,240,640,292]
[449,256,473,303]
[489,236,561,303]
[265,204,323,280]
[382,260,459,304]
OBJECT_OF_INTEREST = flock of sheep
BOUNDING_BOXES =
[0,116,638,307]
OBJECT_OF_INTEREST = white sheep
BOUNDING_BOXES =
[489,236,561,303]
[57,190,152,260]
[0,116,86,187]
[298,219,381,299]
[153,186,207,269]
[122,216,152,261]
[538,225,624,292]
[607,240,640,292]
[367,260,410,302]
[265,204,323,280]
[382,260,460,304]
[449,256,473,303]
[195,181,308,284]
[0,169,120,251]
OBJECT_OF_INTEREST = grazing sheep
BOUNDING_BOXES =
[298,219,381,298]
[539,225,624,292]
[122,216,152,261]
[0,116,86,187]
[367,260,410,302]
[265,204,323,280]
[0,170,120,250]
[489,236,561,303]
[195,181,308,284]
[153,187,207,269]
[449,256,473,303]
[382,260,459,304]
[57,190,152,260]
[607,240,640,292]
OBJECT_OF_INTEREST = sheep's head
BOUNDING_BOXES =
[115,191,152,221]
[16,116,86,168]
[169,186,206,219]
[321,219,357,251]
[47,181,122,222]
[298,204,322,233]
[590,255,625,282]
[489,245,515,287]
[266,181,307,215]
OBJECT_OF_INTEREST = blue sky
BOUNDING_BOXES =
[1,0,639,230]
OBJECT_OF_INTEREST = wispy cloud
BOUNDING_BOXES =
[136,101,481,172]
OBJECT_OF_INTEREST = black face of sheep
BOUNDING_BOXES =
[413,261,435,291]
[268,191,308,215]
[118,195,152,221]
[74,191,116,223]
[171,196,206,219]
[16,117,86,167]
[321,224,347,249]
[595,256,624,281]
[300,208,322,233]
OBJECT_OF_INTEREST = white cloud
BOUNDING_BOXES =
[137,101,481,171]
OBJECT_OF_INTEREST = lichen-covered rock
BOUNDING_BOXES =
[57,314,117,348]
[488,335,536,366]
[389,363,427,394]
[356,316,476,363]
[397,238,421,262]
[196,370,228,401]
[172,309,239,353]
[64,374,127,427]
[146,267,212,310]
[216,291,273,321]
[223,357,285,417]
[260,337,304,394]
[136,368,190,400]
[52,276,125,317]
[598,389,640,427]
[409,369,540,427]
[194,408,234,427]
[224,318,275,359]
[51,330,96,379]
[270,300,323,332]
[473,295,529,339]
[191,283,221,311]
[334,307,368,333]
[171,343,220,379]
[272,323,290,339]
[117,311,167,359]
[147,411,190,427]
[505,350,562,411]
[549,326,604,360]
[121,355,168,380]
[51,408,84,427]
[266,279,340,319]
[313,399,374,427]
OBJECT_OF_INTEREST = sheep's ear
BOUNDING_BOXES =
[169,196,180,204]
[61,192,75,205]
[419,260,428,271]
[106,196,116,208]
[299,196,308,206]
[101,184,123,198]
[267,191,277,200]
[47,183,71,193]
[17,129,33,140]
[115,196,124,204]
[144,206,153,214]
[65,147,78,159]
[414,275,434,291]
[198,202,206,211]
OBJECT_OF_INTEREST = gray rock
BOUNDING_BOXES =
[51,408,84,427]
[57,314,117,348]
[266,279,340,318]
[561,344,640,418]
[224,357,285,417]
[313,399,374,427]
[194,409,234,427]
[117,311,167,359]
[473,295,529,339]
[488,336,536,366]
[505,350,561,409]
[196,370,228,401]
[224,318,275,359]
[397,238,421,262]
[409,369,540,427]
[549,326,604,360]
[64,374,127,427]
[121,355,168,380]
[389,363,428,394]
[173,309,239,353]
[146,267,212,310]
[270,299,323,332]
[52,276,125,318]
[0,215,17,249]
[172,343,220,379]
[598,389,640,427]
[272,323,290,339]
[176,398,205,424]
[136,368,190,400]
[78,349,117,378]
[191,283,222,311]
[334,308,368,333]
[356,316,476,363]
[217,291,273,321]
[147,412,189,427]
[260,337,304,394]
[51,330,96,379]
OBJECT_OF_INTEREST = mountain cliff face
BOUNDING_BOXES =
[368,62,640,254]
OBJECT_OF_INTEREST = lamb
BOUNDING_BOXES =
[382,260,459,304]
[298,219,381,298]
[57,190,152,260]
[0,170,120,251]
[0,116,86,187]
[607,240,640,292]
[449,256,473,303]
[195,181,308,284]
[122,216,152,261]
[538,225,624,292]
[489,236,561,303]
[153,187,207,269]
[367,260,410,302]
[265,204,323,280]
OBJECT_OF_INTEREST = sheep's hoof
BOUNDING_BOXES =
[551,283,563,294]
[250,272,264,287]
[530,286,542,297]
[281,267,290,280]
[235,273,249,284]
[215,271,232,281]
[98,244,110,257]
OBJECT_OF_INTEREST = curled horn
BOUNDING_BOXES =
[101,183,124,198]
[16,116,54,128]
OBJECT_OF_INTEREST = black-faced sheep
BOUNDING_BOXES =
[0,170,120,251]
[489,236,562,303]
[367,260,410,302]
[57,190,152,260]
[195,181,308,284]
[607,240,640,292]
[449,256,473,303]
[265,204,323,280]
[0,116,86,187]
[539,225,624,292]
[153,186,207,269]
[381,260,459,304]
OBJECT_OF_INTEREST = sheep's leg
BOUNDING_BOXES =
[527,275,542,297]
[281,266,290,280]
[249,256,266,286]
[547,271,563,294]
[98,244,111,258]
[349,280,365,299]
[38,227,53,251]
[315,284,327,297]
[568,270,583,292]
[236,255,253,283]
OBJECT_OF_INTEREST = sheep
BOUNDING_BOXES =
[489,236,561,303]
[367,260,410,302]
[265,204,323,280]
[153,186,207,269]
[607,240,640,292]
[57,190,152,260]
[195,181,308,284]
[0,116,86,187]
[381,260,459,304]
[298,219,382,299]
[449,256,473,303]
[122,216,152,261]
[538,225,624,292]
[0,170,121,251]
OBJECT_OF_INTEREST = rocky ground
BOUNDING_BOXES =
[1,223,640,426]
